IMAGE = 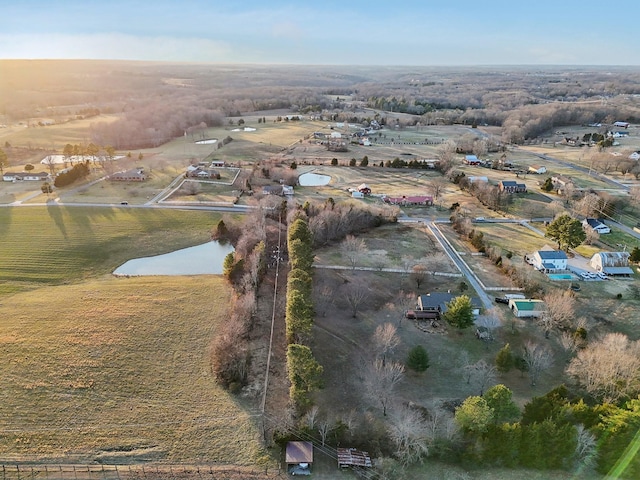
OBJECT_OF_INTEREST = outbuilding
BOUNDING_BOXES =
[509,299,545,318]
[286,441,313,476]
[590,252,634,276]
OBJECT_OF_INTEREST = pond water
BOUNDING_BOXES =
[113,241,234,276]
[195,139,218,144]
[231,127,257,132]
[299,172,331,186]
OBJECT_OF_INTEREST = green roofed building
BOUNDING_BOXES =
[508,299,545,318]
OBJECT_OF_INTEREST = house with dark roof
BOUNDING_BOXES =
[417,292,482,317]
[582,218,610,234]
[498,180,527,193]
[109,169,146,182]
[531,249,567,272]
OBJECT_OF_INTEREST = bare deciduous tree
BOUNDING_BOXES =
[410,264,428,289]
[318,418,331,447]
[566,333,640,402]
[466,359,497,395]
[523,341,554,386]
[341,234,367,269]
[388,404,431,466]
[364,359,405,416]
[540,289,576,337]
[373,323,400,366]
[343,280,369,318]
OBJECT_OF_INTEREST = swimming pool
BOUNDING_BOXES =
[548,273,575,280]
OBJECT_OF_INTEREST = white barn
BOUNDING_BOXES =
[590,252,634,276]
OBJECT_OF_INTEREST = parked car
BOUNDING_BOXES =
[495,297,509,304]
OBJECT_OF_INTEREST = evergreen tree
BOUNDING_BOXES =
[406,345,430,372]
[495,343,514,373]
[443,295,475,329]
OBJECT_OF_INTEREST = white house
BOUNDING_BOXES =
[531,249,568,272]
[582,218,611,234]
[3,171,50,182]
[628,151,640,161]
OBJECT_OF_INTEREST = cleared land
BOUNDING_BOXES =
[0,276,263,464]
[0,207,225,295]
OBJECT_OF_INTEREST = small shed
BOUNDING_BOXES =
[286,441,313,475]
[509,299,545,318]
[337,448,372,469]
[357,183,371,195]
[528,165,547,174]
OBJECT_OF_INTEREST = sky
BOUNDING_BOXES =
[2,0,639,66]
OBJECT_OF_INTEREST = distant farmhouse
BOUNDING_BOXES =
[3,171,50,182]
[464,155,481,165]
[498,180,527,193]
[110,168,146,182]
[382,195,433,206]
[613,121,630,129]
[629,151,640,161]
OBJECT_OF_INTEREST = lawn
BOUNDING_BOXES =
[0,207,225,294]
[0,276,263,464]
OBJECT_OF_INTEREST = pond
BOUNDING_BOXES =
[195,139,218,144]
[298,172,331,186]
[231,127,257,132]
[113,241,234,276]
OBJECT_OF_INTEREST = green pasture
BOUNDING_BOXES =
[0,207,224,293]
[0,276,262,463]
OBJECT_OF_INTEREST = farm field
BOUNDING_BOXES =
[0,207,224,295]
[0,276,264,464]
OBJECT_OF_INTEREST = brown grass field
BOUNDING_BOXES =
[0,276,264,465]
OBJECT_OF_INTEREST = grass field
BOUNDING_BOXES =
[0,207,225,295]
[0,276,263,464]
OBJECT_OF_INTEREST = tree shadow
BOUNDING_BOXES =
[47,203,68,239]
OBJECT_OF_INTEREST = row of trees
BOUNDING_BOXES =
[53,162,90,187]
[285,218,323,411]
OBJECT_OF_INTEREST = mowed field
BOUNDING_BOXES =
[0,207,226,294]
[0,276,263,464]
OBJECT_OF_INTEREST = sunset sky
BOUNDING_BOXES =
[2,0,639,65]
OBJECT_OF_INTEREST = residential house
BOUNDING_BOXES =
[464,155,481,165]
[109,169,146,182]
[613,121,630,129]
[262,185,284,196]
[417,292,482,317]
[3,171,50,182]
[382,195,433,206]
[286,441,313,476]
[590,252,634,276]
[531,249,568,272]
[210,160,225,167]
[628,151,640,161]
[528,165,547,174]
[582,218,611,234]
[498,180,527,193]
[282,185,294,196]
[509,299,545,318]
[186,165,220,179]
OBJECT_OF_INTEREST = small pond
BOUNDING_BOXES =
[113,241,234,276]
[299,172,331,186]
[231,127,257,132]
[195,139,218,144]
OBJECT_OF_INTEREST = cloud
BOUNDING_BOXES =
[0,33,232,62]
